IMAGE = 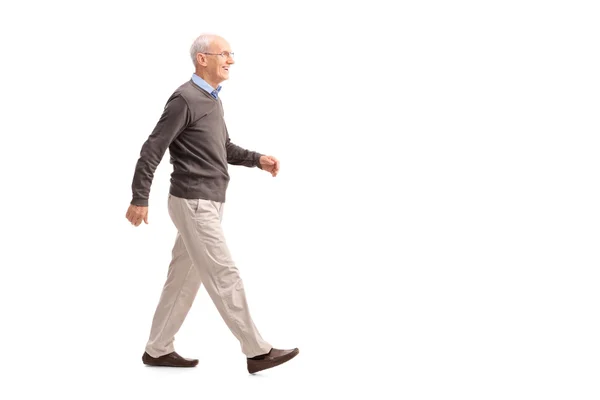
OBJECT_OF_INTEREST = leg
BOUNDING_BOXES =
[168,194,272,358]
[145,231,202,357]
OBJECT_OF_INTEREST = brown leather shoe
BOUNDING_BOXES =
[142,351,198,367]
[247,348,299,374]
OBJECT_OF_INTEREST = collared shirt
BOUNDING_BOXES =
[191,73,222,99]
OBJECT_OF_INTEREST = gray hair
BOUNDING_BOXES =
[190,34,217,66]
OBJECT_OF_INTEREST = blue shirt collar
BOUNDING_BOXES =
[192,74,221,99]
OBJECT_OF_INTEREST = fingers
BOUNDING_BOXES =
[270,156,280,177]
[133,212,145,226]
[144,214,149,224]
[133,214,144,226]
[126,211,135,225]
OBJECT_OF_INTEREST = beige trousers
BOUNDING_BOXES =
[144,194,272,358]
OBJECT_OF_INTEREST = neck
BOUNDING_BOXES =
[195,70,220,91]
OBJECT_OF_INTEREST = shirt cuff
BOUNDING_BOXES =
[131,198,149,207]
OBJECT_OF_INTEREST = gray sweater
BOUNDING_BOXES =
[130,80,263,206]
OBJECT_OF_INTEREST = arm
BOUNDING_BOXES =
[225,124,264,168]
[130,95,190,206]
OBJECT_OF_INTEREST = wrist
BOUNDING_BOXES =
[256,154,265,169]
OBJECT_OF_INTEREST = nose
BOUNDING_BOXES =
[227,58,235,65]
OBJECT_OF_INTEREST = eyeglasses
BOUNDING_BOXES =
[202,51,235,60]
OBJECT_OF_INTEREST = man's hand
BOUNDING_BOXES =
[126,204,149,227]
[259,155,280,177]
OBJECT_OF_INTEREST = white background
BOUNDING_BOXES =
[1,0,599,399]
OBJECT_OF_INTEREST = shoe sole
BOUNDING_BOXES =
[142,355,198,367]
[248,348,300,374]
[143,362,198,367]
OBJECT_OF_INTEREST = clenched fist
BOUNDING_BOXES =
[259,155,280,177]
[126,204,149,227]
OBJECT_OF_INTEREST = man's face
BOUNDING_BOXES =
[205,36,235,85]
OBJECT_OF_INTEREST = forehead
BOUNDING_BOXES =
[212,37,231,51]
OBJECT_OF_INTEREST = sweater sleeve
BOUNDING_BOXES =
[225,124,264,168]
[130,95,191,206]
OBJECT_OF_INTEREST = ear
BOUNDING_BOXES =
[195,53,207,66]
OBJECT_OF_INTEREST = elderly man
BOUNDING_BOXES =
[125,33,298,374]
